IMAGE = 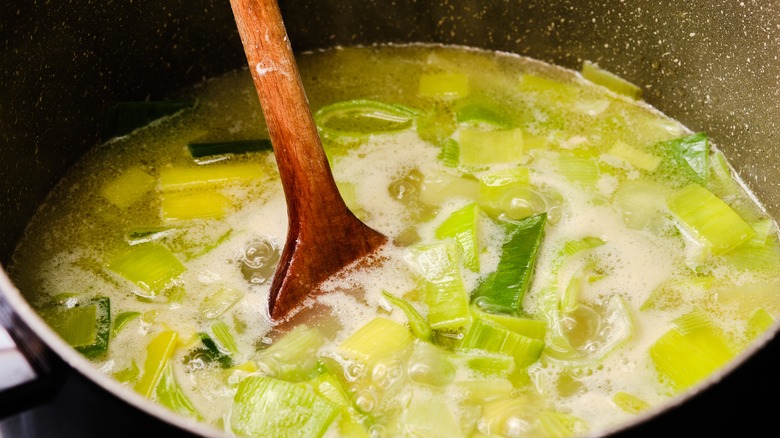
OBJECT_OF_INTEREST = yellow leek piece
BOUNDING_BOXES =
[649,311,735,392]
[339,317,413,364]
[458,128,523,166]
[159,162,262,191]
[135,330,178,398]
[435,202,481,272]
[612,391,650,414]
[607,141,661,172]
[418,72,469,98]
[107,243,185,295]
[477,167,531,218]
[199,287,243,320]
[667,183,755,254]
[581,60,643,100]
[100,166,155,208]
[746,308,775,342]
[161,189,229,221]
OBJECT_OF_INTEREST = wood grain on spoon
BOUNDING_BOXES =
[228,0,388,322]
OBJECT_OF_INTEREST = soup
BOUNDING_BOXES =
[8,44,780,437]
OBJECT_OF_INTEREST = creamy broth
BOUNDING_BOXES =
[8,44,780,437]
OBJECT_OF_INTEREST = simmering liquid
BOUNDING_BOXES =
[8,44,780,437]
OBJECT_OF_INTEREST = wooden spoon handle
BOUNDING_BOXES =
[229,0,387,321]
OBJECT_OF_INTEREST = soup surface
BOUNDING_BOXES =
[8,44,780,437]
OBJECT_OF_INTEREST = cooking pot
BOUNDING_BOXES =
[1,0,779,436]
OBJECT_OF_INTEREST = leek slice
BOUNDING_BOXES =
[156,363,201,420]
[419,72,470,98]
[406,241,472,330]
[456,103,511,128]
[649,310,735,392]
[199,286,243,320]
[112,311,140,337]
[606,141,661,172]
[435,202,482,272]
[101,100,194,141]
[651,132,709,186]
[381,291,433,342]
[230,375,339,438]
[41,296,110,358]
[307,366,372,438]
[461,319,545,368]
[255,324,325,381]
[212,321,239,355]
[313,99,419,141]
[135,330,178,398]
[159,162,263,191]
[473,309,547,341]
[611,391,650,414]
[479,396,588,438]
[107,243,185,296]
[100,166,155,208]
[477,167,532,219]
[472,213,547,315]
[581,61,642,100]
[458,128,524,167]
[667,183,755,254]
[417,169,480,207]
[438,138,460,168]
[190,332,232,369]
[406,340,456,387]
[398,393,465,438]
[339,317,413,364]
[160,189,230,221]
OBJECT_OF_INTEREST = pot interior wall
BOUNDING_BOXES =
[1,0,780,436]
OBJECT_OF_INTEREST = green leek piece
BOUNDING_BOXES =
[255,324,325,381]
[456,103,510,128]
[307,367,371,438]
[406,341,456,387]
[135,330,179,398]
[107,243,185,296]
[161,189,230,221]
[407,241,473,330]
[435,202,482,272]
[100,166,155,208]
[453,379,514,404]
[461,319,545,368]
[746,308,775,342]
[417,169,480,207]
[101,100,194,141]
[473,309,547,341]
[112,311,141,337]
[458,128,523,167]
[399,393,464,438]
[472,213,547,315]
[419,72,470,98]
[187,139,272,159]
[438,138,460,168]
[199,287,243,319]
[707,149,742,199]
[159,162,263,191]
[313,99,419,140]
[667,183,755,254]
[231,375,339,438]
[381,291,433,342]
[519,74,579,100]
[212,321,239,354]
[613,179,671,229]
[112,360,140,383]
[556,151,599,187]
[651,132,709,187]
[193,332,233,368]
[339,317,413,364]
[416,106,458,147]
[156,363,202,420]
[477,167,531,218]
[41,296,110,358]
[649,310,735,392]
[455,350,515,377]
[607,141,661,172]
[720,235,780,273]
[611,391,650,414]
[581,61,642,100]
[480,397,588,437]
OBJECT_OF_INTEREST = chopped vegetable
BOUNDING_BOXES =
[100,166,155,208]
[581,61,642,100]
[107,243,185,296]
[41,296,110,358]
[135,330,179,398]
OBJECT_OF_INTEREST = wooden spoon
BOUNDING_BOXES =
[228,0,388,322]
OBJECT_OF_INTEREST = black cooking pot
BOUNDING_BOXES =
[2,1,779,436]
